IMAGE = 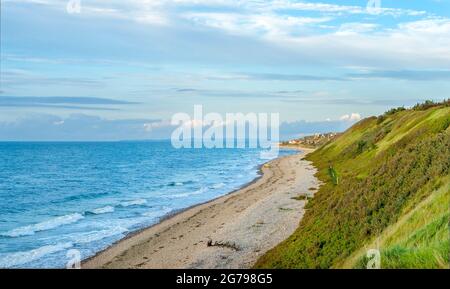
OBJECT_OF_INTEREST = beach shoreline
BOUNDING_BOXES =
[83,147,318,269]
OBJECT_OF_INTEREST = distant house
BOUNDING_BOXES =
[282,132,342,148]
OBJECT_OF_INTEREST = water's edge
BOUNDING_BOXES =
[81,149,301,268]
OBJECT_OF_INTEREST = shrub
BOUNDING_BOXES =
[413,100,437,111]
[384,106,406,116]
[357,140,367,154]
[328,166,339,185]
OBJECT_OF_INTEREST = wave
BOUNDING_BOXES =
[119,199,147,207]
[86,206,115,215]
[61,192,110,202]
[0,242,73,268]
[70,226,128,244]
[167,188,207,199]
[210,183,225,189]
[141,207,172,219]
[1,214,84,238]
[167,180,196,187]
[168,181,184,186]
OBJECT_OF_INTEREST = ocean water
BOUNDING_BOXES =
[0,141,295,268]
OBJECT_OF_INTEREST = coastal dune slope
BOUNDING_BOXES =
[255,100,450,269]
[83,149,319,269]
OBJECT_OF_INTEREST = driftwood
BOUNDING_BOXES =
[206,239,240,251]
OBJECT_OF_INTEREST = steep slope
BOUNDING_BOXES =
[255,101,450,269]
[343,175,449,269]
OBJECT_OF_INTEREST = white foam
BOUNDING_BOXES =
[210,183,225,189]
[115,216,150,228]
[168,188,207,199]
[142,207,172,218]
[88,206,115,215]
[168,181,184,186]
[70,226,128,244]
[0,242,73,268]
[1,213,84,237]
[120,199,147,207]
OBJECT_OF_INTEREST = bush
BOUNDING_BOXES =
[328,166,339,185]
[413,100,437,111]
[357,140,367,154]
[384,107,406,116]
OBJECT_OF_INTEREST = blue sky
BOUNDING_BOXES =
[1,0,450,140]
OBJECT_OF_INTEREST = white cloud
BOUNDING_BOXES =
[340,113,362,122]
[143,120,172,131]
[0,113,360,141]
[269,1,426,17]
[2,0,54,4]
[183,12,332,37]
[5,0,450,69]
[336,23,379,36]
[398,18,450,34]
[279,17,450,68]
[53,120,65,125]
[5,0,426,29]
[134,12,169,25]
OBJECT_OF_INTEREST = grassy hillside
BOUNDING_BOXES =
[255,100,450,269]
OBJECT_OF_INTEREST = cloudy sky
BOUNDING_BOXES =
[1,0,450,140]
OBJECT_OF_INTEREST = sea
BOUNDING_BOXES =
[0,141,295,268]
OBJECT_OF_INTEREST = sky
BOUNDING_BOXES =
[1,0,450,140]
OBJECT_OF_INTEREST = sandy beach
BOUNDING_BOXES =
[83,148,319,269]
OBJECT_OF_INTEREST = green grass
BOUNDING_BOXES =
[349,177,449,269]
[254,100,450,269]
[292,195,308,201]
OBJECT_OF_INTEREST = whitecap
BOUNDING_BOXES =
[210,183,225,189]
[1,213,84,237]
[168,188,206,198]
[142,207,172,218]
[120,199,147,207]
[70,226,128,244]
[87,206,115,215]
[0,242,73,268]
[168,181,184,186]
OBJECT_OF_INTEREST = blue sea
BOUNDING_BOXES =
[0,141,294,268]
